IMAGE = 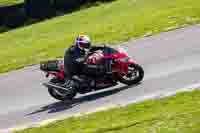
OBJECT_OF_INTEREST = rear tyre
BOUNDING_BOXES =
[48,78,76,101]
[119,64,144,85]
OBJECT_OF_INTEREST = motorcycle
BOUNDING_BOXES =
[40,45,144,101]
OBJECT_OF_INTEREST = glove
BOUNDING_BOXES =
[75,58,85,63]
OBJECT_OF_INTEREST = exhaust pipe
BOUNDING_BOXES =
[43,82,72,92]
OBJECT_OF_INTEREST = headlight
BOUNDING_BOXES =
[118,57,130,63]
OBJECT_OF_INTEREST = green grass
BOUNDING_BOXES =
[0,0,23,6]
[15,90,200,133]
[1,0,200,73]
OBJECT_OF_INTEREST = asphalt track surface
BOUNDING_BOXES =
[0,25,200,132]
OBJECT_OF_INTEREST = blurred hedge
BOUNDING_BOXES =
[0,0,115,31]
[53,0,115,11]
[0,3,27,28]
[25,0,56,18]
[24,0,115,18]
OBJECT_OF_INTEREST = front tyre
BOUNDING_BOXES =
[119,64,144,85]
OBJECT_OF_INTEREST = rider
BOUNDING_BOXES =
[63,34,112,86]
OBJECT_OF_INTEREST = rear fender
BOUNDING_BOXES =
[57,71,65,80]
[46,71,65,80]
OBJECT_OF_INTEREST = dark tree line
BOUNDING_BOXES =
[24,0,55,18]
[24,0,83,18]
[24,0,114,18]
[0,0,114,32]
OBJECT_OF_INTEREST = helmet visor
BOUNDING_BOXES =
[79,42,91,49]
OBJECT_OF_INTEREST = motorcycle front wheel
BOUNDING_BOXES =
[48,78,77,101]
[119,64,144,85]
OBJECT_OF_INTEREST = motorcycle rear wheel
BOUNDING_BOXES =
[119,64,144,85]
[48,78,76,101]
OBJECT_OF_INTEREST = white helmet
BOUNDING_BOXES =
[75,34,91,50]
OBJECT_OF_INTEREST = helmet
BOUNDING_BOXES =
[75,34,91,50]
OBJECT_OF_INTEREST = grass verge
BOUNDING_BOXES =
[1,0,200,73]
[0,0,23,6]
[14,89,200,133]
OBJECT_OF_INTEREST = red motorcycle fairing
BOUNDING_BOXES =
[105,51,136,75]
[128,58,137,65]
[43,46,137,81]
[86,52,104,65]
[114,51,137,64]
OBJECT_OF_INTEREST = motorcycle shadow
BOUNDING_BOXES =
[27,83,140,115]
